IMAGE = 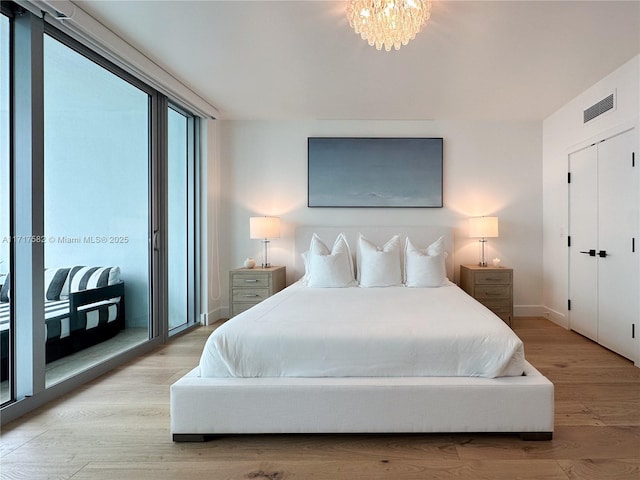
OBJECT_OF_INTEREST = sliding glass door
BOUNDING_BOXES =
[1,4,203,419]
[44,31,151,385]
[42,33,152,386]
[167,106,198,334]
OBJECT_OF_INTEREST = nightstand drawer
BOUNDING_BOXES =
[229,266,286,317]
[232,288,270,302]
[475,271,511,285]
[479,299,511,313]
[474,285,510,299]
[460,264,513,328]
[232,302,259,315]
[232,275,271,288]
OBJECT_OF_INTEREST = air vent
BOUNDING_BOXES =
[584,94,614,123]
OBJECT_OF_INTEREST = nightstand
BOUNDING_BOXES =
[460,264,513,327]
[229,266,286,317]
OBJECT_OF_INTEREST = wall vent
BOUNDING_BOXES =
[583,93,614,123]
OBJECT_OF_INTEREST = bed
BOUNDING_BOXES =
[171,226,554,441]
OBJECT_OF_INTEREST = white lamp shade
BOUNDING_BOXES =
[250,216,281,239]
[469,216,499,238]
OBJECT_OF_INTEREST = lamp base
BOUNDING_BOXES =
[261,239,271,270]
[478,238,489,268]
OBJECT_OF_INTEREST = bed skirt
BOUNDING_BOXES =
[170,361,554,441]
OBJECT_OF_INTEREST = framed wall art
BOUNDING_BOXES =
[307,137,443,208]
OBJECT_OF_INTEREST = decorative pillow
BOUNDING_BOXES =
[405,237,448,287]
[357,234,402,288]
[44,267,70,301]
[0,273,10,303]
[425,235,445,256]
[60,266,121,299]
[305,233,356,288]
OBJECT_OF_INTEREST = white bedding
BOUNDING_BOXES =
[200,282,525,379]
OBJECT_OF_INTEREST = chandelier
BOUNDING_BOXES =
[346,0,432,52]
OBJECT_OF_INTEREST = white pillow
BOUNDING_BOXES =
[357,234,402,288]
[305,233,356,288]
[425,235,445,256]
[405,236,448,287]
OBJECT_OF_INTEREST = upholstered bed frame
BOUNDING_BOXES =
[170,226,554,441]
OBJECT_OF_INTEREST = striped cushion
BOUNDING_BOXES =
[1,273,10,303]
[0,301,8,330]
[79,302,119,330]
[0,298,119,338]
[44,268,70,301]
[0,299,71,340]
[60,266,121,299]
[44,300,71,340]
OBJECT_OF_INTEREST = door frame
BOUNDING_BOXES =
[566,120,640,366]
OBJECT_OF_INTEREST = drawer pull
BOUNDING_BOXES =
[242,294,260,298]
[485,278,502,282]
[244,279,259,283]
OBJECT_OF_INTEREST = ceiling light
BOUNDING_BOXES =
[346,0,432,52]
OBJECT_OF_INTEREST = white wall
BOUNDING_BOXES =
[215,119,543,317]
[202,119,227,322]
[542,55,639,329]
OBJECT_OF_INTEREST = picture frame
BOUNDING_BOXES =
[307,137,443,208]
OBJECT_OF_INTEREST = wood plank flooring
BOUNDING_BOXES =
[1,317,638,480]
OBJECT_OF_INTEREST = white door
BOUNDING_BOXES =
[569,128,639,361]
[569,145,599,341]
[597,130,638,360]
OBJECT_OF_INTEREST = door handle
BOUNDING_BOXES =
[598,250,608,258]
[152,230,160,252]
[579,249,596,256]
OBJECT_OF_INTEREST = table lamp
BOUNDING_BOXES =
[469,216,499,267]
[250,216,280,268]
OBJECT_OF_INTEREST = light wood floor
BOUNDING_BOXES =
[1,328,149,404]
[1,317,638,480]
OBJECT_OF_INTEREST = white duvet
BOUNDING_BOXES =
[200,282,525,379]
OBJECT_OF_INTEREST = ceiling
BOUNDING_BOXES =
[76,0,640,121]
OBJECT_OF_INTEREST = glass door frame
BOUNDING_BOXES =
[2,4,203,421]
[1,4,15,406]
[165,102,200,338]
[43,23,162,346]
[1,8,169,420]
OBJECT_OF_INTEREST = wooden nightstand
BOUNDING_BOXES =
[229,266,286,317]
[460,264,513,327]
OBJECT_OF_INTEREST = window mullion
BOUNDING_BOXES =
[13,9,46,398]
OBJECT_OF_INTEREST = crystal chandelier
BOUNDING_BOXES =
[347,0,432,52]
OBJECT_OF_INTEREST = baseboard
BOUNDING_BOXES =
[514,305,546,317]
[202,306,229,325]
[514,305,568,329]
[541,306,568,329]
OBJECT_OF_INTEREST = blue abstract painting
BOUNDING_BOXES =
[308,137,443,208]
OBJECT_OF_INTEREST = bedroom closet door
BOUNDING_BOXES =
[596,131,638,360]
[569,128,639,361]
[568,146,599,341]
